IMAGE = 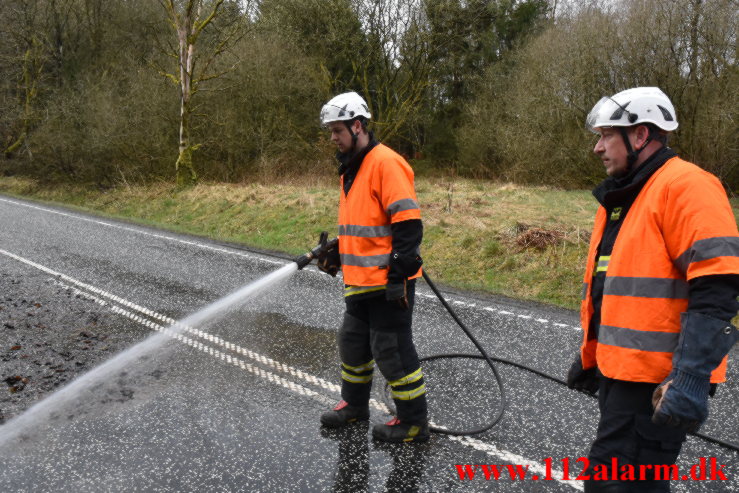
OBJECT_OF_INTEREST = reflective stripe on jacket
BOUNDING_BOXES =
[580,157,739,383]
[339,143,421,286]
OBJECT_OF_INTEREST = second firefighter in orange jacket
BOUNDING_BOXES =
[568,87,739,493]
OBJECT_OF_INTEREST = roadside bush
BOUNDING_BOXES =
[194,31,328,182]
[26,67,176,185]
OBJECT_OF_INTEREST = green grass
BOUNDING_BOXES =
[1,176,737,310]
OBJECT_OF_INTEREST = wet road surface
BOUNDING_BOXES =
[0,194,737,492]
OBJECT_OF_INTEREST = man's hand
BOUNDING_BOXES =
[566,354,599,395]
[317,240,340,277]
[651,312,739,433]
[651,370,709,433]
[386,281,408,309]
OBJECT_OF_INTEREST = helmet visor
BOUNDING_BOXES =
[319,104,337,127]
[585,97,610,133]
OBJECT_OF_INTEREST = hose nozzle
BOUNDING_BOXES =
[295,231,338,270]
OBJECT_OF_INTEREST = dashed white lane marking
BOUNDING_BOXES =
[1,248,581,491]
[0,196,580,331]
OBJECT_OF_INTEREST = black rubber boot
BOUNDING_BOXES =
[320,400,370,428]
[372,418,430,443]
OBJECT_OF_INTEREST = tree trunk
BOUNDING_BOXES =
[160,0,231,185]
[175,12,197,186]
[176,85,197,186]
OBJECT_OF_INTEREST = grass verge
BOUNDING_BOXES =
[2,176,737,310]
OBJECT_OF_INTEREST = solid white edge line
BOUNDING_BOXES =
[0,196,580,331]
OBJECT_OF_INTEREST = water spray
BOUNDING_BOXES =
[0,261,299,447]
[1,239,327,447]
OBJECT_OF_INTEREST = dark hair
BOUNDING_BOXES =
[644,123,669,145]
[344,116,369,133]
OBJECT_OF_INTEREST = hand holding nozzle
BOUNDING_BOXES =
[295,232,340,275]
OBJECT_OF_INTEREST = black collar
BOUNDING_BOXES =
[593,146,677,208]
[338,135,378,196]
[337,133,378,176]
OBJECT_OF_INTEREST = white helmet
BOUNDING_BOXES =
[585,87,678,133]
[320,92,371,126]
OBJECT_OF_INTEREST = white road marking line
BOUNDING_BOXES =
[0,196,283,265]
[62,283,335,403]
[0,196,580,331]
[1,248,581,490]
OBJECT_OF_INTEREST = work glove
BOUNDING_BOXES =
[566,353,599,395]
[386,280,408,309]
[317,238,341,277]
[652,312,738,433]
[385,251,421,309]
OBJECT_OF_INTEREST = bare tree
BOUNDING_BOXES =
[157,0,246,186]
[353,0,433,144]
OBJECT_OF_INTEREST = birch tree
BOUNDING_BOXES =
[158,0,244,186]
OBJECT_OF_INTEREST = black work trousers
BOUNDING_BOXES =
[584,376,687,493]
[338,281,428,425]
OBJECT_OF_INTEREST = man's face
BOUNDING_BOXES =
[593,127,632,177]
[327,121,354,154]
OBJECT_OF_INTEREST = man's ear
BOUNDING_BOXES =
[634,124,651,149]
[353,119,364,135]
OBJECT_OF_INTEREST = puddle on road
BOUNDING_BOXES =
[220,311,339,371]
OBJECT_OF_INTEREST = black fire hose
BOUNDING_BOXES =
[388,271,739,453]
[413,271,506,435]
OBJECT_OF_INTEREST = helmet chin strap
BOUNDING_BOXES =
[618,126,653,175]
[344,120,359,155]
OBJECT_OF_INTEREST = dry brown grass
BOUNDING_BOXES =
[514,225,565,250]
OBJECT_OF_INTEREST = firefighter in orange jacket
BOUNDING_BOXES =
[567,87,739,492]
[315,92,429,443]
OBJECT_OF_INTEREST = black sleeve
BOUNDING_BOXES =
[687,274,739,322]
[387,219,423,284]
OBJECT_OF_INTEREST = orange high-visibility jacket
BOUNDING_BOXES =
[338,143,421,286]
[580,156,739,383]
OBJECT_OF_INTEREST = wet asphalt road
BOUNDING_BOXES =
[0,194,737,492]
